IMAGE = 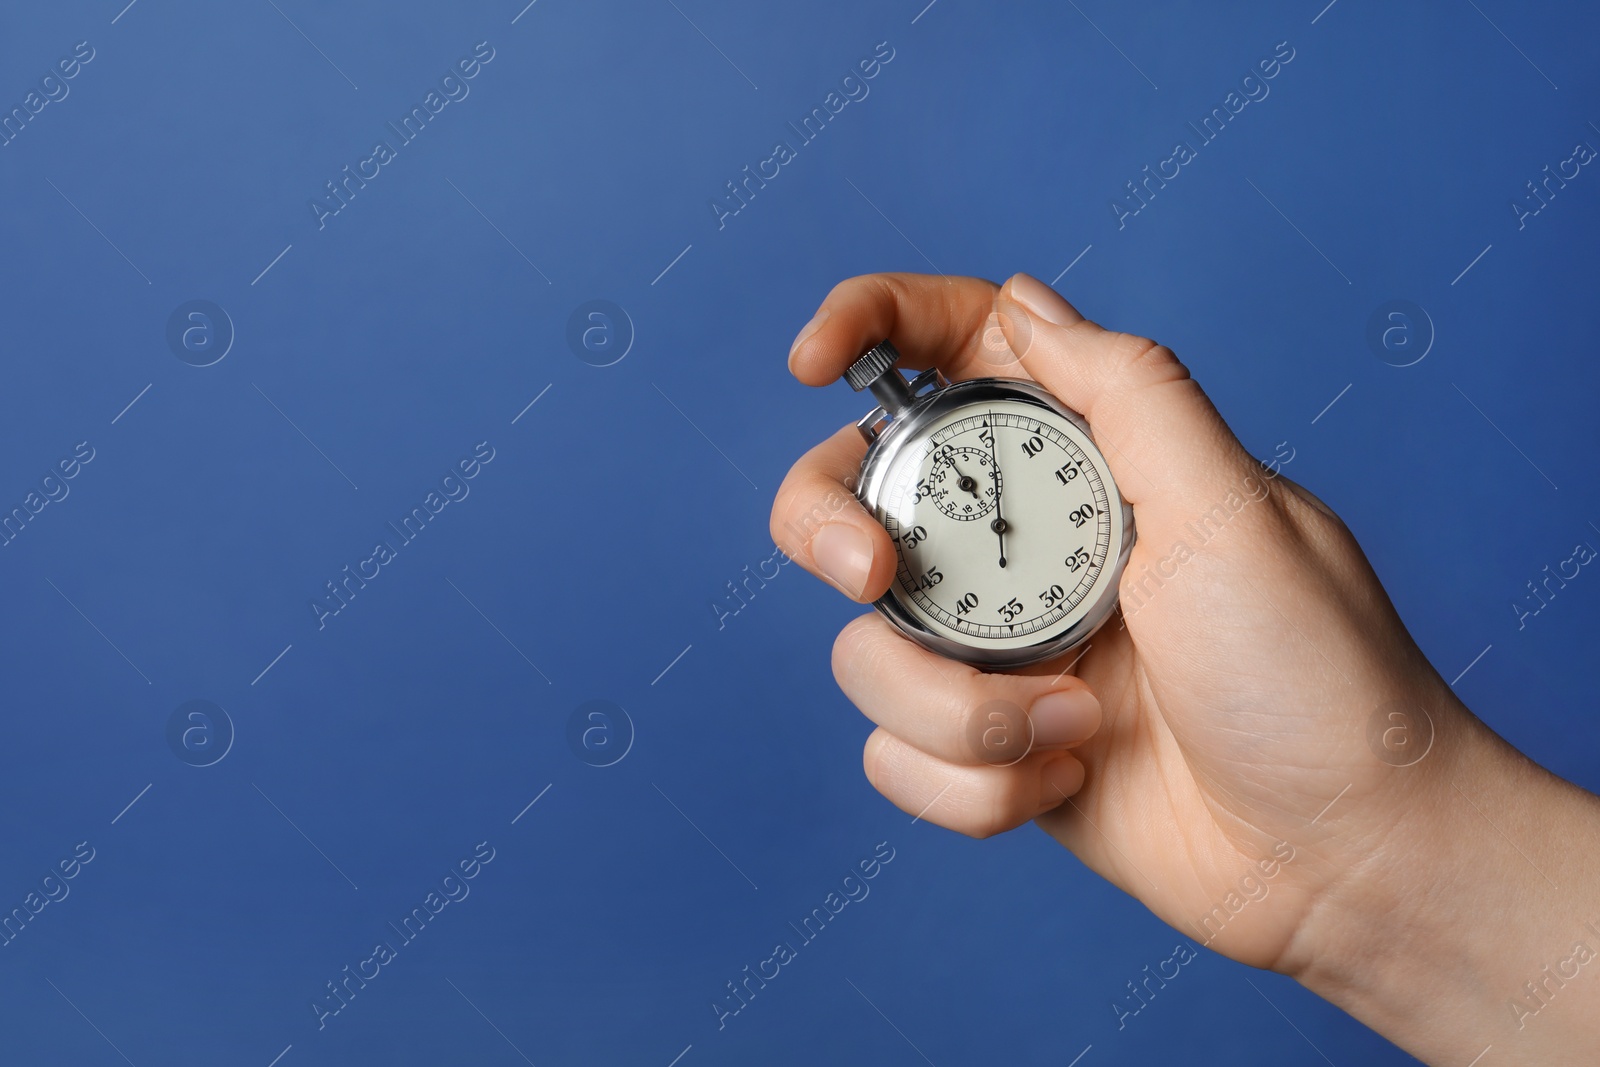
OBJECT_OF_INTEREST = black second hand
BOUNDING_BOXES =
[986,413,1007,568]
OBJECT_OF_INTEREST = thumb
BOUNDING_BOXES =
[996,273,1259,522]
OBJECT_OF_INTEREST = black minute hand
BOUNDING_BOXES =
[986,414,1007,568]
[949,459,981,498]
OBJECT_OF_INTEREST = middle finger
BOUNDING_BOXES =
[833,613,1104,766]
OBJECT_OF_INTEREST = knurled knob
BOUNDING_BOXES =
[844,341,901,392]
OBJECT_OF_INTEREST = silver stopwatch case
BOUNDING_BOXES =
[849,347,1136,670]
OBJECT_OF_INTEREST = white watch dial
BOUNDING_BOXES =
[876,400,1124,652]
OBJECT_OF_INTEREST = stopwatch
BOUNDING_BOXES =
[844,341,1135,669]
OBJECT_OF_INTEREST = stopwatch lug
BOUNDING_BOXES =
[856,405,889,443]
[855,369,943,443]
[909,367,945,396]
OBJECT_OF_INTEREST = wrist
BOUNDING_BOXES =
[1279,696,1600,1064]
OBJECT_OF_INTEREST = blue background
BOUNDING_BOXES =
[2,0,1597,1063]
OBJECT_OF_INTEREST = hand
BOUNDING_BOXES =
[771,272,1600,1065]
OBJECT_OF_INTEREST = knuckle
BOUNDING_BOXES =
[828,273,901,320]
[967,789,1021,840]
[861,730,887,787]
[874,273,912,305]
[830,620,864,685]
[830,615,883,689]
[767,501,794,554]
[1106,332,1188,387]
[961,691,1031,766]
[774,488,847,562]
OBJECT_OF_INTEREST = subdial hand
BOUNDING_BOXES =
[948,461,982,499]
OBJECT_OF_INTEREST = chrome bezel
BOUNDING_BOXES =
[856,376,1136,670]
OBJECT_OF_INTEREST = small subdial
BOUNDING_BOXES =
[927,447,1001,521]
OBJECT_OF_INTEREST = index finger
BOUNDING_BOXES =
[770,424,898,602]
[787,273,1028,387]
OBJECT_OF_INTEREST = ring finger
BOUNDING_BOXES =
[863,727,1086,838]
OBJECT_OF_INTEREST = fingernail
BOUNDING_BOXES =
[811,522,873,599]
[1007,273,1075,327]
[788,309,830,368]
[1040,752,1085,806]
[1029,688,1102,748]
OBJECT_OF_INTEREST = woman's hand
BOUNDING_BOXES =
[771,272,1600,1066]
